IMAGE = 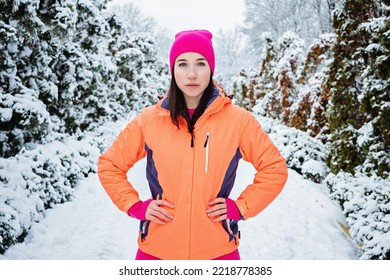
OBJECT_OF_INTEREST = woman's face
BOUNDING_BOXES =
[173,52,211,109]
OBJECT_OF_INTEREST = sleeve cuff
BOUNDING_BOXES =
[226,198,243,221]
[127,198,153,220]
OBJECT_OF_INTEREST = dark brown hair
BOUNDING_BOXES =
[167,72,214,136]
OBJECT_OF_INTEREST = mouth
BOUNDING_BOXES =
[185,83,200,87]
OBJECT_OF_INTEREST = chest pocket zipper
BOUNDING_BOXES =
[204,132,210,173]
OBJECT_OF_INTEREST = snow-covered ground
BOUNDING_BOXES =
[1,155,360,260]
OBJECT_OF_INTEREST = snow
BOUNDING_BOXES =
[356,122,374,147]
[0,108,13,122]
[1,0,388,265]
[0,118,360,260]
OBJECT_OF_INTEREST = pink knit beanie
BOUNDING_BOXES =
[169,29,215,75]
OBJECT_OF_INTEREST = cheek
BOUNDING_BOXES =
[201,67,211,80]
[201,72,211,84]
[174,71,184,84]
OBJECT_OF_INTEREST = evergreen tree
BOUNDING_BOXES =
[290,33,335,140]
[252,31,305,123]
[231,69,251,109]
[0,0,170,254]
[325,0,389,178]
[0,0,52,158]
[107,16,169,112]
[249,32,277,115]
[252,33,276,100]
[358,1,390,177]
[49,0,114,133]
[275,31,305,124]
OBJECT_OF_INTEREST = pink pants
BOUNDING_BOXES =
[135,248,240,260]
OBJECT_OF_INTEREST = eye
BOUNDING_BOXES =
[197,61,206,67]
[178,62,187,67]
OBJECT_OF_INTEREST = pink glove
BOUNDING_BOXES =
[226,198,242,221]
[127,199,153,220]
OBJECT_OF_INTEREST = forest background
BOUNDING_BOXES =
[0,0,389,260]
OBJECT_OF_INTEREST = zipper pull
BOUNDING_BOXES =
[191,133,194,148]
[204,132,210,173]
[204,133,209,147]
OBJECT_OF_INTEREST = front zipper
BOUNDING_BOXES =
[190,133,194,148]
[204,132,210,173]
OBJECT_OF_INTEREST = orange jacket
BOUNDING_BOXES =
[98,85,288,259]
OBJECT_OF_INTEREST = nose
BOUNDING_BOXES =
[186,66,197,79]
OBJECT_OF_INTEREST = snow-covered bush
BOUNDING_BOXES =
[324,0,389,178]
[251,31,305,122]
[231,69,252,109]
[325,171,390,259]
[0,134,101,254]
[289,33,335,140]
[227,0,390,263]
[256,115,329,183]
[0,4,52,158]
[0,0,169,256]
[112,32,169,111]
[252,33,276,98]
[0,88,51,158]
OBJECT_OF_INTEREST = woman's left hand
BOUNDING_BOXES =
[207,198,227,222]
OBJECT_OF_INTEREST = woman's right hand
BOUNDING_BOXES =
[145,200,175,225]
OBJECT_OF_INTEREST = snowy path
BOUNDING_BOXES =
[1,158,360,260]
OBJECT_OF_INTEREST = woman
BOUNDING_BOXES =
[98,30,288,260]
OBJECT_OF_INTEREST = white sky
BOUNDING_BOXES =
[108,0,245,35]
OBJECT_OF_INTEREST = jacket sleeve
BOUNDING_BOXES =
[235,111,288,220]
[98,114,147,213]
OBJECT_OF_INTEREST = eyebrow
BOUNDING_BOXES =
[176,58,206,62]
